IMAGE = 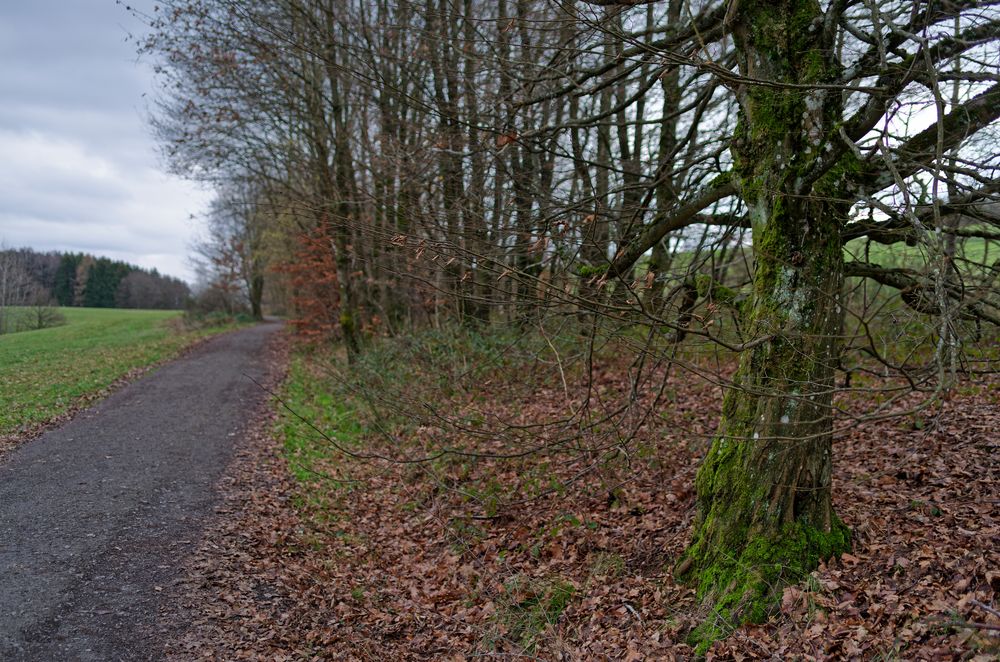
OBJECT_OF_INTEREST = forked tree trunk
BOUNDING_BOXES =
[679,0,852,648]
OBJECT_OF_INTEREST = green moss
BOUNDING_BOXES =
[732,0,838,190]
[685,518,851,654]
[710,171,733,188]
[816,149,864,195]
[577,263,609,278]
[799,49,827,81]
[747,201,797,328]
[747,88,795,139]
[683,0,852,653]
[693,274,748,315]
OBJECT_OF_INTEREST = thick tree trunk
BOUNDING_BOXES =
[249,273,264,321]
[680,0,852,648]
[681,196,850,641]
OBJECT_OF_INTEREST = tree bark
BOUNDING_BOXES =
[679,0,851,648]
[249,273,264,321]
[645,0,682,314]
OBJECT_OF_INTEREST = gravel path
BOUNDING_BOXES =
[0,322,282,661]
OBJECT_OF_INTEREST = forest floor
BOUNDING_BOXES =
[165,331,1000,660]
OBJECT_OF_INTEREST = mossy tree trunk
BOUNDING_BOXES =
[680,0,852,647]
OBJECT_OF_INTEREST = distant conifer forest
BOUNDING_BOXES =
[0,247,189,310]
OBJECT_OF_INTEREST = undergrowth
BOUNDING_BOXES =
[272,319,1000,657]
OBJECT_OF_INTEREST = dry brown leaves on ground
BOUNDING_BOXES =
[162,349,999,660]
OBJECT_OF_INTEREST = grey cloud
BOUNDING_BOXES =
[0,0,209,282]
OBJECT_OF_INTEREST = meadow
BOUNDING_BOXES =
[0,308,230,436]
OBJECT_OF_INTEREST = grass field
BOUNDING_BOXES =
[0,308,234,436]
[844,234,995,270]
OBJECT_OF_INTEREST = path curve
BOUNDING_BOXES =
[0,322,282,661]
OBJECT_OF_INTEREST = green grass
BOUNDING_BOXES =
[279,352,365,483]
[0,307,233,435]
[275,323,561,512]
[277,323,552,485]
[844,235,995,271]
[488,575,576,652]
[0,305,65,334]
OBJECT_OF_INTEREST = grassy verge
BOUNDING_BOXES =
[276,324,576,490]
[0,307,239,436]
[279,350,366,484]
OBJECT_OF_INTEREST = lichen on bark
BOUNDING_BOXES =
[679,0,853,652]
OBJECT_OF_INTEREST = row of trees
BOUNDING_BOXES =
[189,183,274,319]
[140,0,1000,642]
[53,251,190,309]
[0,250,51,334]
[0,248,190,313]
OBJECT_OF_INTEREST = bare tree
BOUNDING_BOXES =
[194,182,273,319]
[0,248,33,334]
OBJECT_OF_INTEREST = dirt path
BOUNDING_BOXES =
[0,322,283,661]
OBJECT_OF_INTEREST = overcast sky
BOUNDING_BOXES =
[0,1,211,282]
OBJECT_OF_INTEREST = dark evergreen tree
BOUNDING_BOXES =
[82,258,131,308]
[53,253,81,306]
